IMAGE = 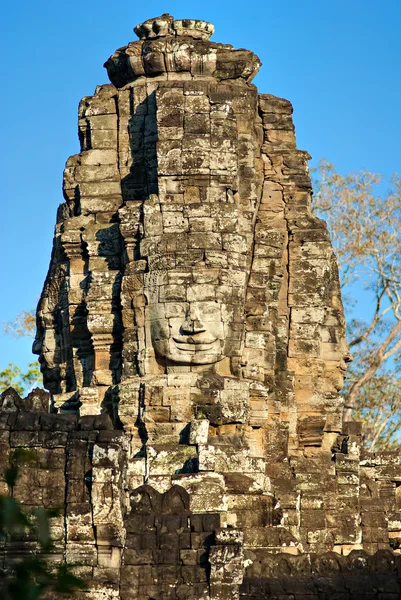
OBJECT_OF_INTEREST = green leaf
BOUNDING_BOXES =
[0,360,42,397]
[33,508,51,552]
[4,464,19,488]
[12,448,37,465]
[53,565,87,594]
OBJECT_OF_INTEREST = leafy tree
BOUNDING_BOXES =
[0,450,85,599]
[3,310,36,339]
[0,362,41,397]
[313,160,401,451]
[1,309,41,396]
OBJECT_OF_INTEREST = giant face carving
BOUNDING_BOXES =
[150,299,226,365]
[144,268,245,365]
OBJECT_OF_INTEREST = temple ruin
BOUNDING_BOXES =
[1,14,401,599]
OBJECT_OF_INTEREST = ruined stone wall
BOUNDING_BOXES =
[241,551,401,599]
[1,13,400,600]
[1,387,401,599]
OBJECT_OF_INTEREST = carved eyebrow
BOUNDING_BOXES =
[193,304,220,313]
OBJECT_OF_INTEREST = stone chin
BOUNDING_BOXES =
[152,338,225,365]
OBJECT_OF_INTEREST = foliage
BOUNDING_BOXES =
[0,362,41,397]
[3,310,36,339]
[1,309,41,396]
[0,449,85,599]
[313,160,401,451]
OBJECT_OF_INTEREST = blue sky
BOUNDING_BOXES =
[1,0,401,375]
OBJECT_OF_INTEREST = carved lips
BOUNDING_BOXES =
[172,334,219,354]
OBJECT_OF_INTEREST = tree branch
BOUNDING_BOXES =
[344,318,401,421]
[349,288,384,348]
[369,415,391,453]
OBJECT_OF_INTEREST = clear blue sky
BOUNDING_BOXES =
[1,0,401,375]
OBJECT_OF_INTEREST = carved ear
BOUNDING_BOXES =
[130,484,162,514]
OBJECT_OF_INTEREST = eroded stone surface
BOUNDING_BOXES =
[0,13,400,600]
[33,14,349,456]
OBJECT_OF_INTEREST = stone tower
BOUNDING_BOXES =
[1,15,400,600]
[34,13,349,454]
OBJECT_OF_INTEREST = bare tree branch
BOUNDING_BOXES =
[349,288,385,348]
[313,161,401,446]
[345,319,401,421]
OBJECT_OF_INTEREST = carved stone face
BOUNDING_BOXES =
[144,269,245,365]
[150,300,226,364]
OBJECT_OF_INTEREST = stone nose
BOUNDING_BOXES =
[32,338,42,355]
[182,306,206,334]
[181,318,206,335]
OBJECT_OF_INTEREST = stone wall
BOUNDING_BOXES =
[1,386,401,599]
[1,13,400,600]
[241,550,401,599]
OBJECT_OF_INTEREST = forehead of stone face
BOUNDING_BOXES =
[143,268,247,304]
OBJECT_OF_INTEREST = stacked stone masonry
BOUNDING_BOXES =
[1,14,401,599]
